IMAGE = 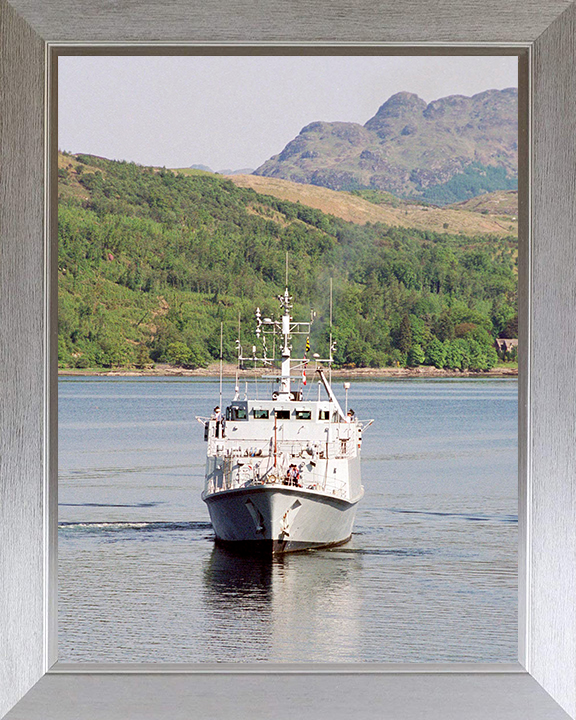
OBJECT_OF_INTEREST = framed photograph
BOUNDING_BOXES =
[1,1,575,719]
[55,52,520,668]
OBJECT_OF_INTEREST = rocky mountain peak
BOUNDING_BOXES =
[254,88,518,204]
[368,92,427,121]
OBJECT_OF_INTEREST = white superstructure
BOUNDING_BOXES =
[200,287,371,553]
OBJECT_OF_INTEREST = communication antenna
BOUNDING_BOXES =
[219,322,223,411]
[285,252,289,288]
[237,310,241,369]
[329,277,333,385]
[253,342,259,399]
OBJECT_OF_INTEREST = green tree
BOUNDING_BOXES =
[134,344,153,369]
[467,339,497,371]
[58,336,73,368]
[187,341,211,368]
[98,336,133,368]
[444,339,464,370]
[407,343,425,367]
[425,337,446,368]
[165,341,193,367]
[502,314,518,337]
[436,309,455,341]
[398,313,412,355]
[485,345,499,370]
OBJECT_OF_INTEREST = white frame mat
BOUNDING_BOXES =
[1,1,575,718]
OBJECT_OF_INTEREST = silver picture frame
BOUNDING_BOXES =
[1,1,575,718]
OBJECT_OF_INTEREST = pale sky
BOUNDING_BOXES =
[59,55,518,171]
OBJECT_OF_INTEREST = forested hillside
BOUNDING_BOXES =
[58,152,518,372]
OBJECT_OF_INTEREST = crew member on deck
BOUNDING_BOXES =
[212,406,222,437]
[286,464,301,487]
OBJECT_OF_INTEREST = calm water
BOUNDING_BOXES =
[58,377,517,663]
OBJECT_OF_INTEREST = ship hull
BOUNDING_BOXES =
[203,485,363,554]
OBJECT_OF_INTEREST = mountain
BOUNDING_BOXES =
[254,88,518,205]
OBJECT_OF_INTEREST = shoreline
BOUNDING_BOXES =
[58,362,518,379]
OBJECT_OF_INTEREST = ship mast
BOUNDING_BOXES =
[243,265,321,399]
[278,287,292,397]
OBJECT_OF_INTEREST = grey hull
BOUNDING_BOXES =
[203,485,362,554]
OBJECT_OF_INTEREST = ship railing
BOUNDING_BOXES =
[205,439,345,460]
[323,475,350,499]
[206,437,358,463]
[207,462,286,494]
[211,441,271,459]
[206,453,350,500]
[274,439,358,460]
[207,472,348,499]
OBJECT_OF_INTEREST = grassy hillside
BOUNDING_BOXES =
[58,152,518,372]
[225,174,518,237]
[447,190,518,217]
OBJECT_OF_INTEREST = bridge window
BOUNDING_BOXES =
[253,409,269,419]
[295,410,311,420]
[318,410,330,421]
[226,406,247,421]
[275,410,291,420]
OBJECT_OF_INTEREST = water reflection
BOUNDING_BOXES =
[201,545,363,662]
[204,546,276,602]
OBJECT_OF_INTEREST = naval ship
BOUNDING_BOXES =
[200,287,371,554]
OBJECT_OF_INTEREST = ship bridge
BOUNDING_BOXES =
[202,396,366,502]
